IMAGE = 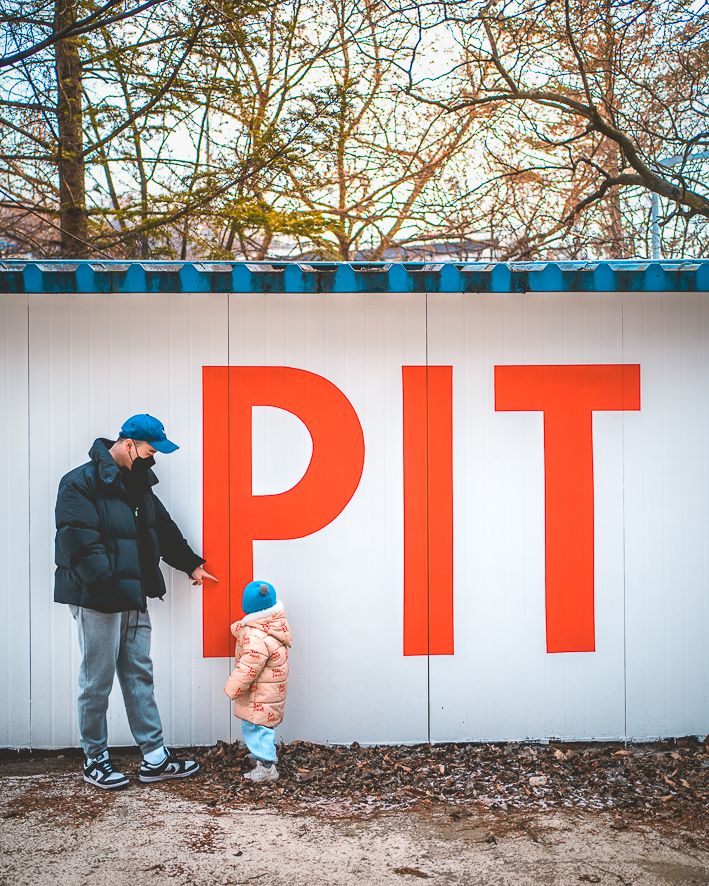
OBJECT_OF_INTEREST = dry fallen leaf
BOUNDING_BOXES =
[529,776,548,787]
[393,867,431,879]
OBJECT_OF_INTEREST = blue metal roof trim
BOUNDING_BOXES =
[0,260,707,293]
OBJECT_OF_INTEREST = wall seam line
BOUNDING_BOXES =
[26,294,32,749]
[425,291,431,745]
[622,293,628,743]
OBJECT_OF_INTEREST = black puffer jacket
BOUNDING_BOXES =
[54,438,204,613]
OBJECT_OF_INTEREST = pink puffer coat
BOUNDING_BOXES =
[224,602,292,727]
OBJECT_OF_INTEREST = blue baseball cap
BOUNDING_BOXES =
[119,413,179,454]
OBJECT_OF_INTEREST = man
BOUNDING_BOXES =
[55,414,217,790]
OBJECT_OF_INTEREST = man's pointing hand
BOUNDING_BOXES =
[190,566,218,586]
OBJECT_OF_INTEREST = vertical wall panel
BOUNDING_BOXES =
[427,291,628,740]
[623,292,709,738]
[28,292,229,748]
[0,293,30,746]
[227,290,428,744]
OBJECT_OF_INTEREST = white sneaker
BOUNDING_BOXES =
[83,751,129,790]
[243,760,279,783]
[138,747,200,783]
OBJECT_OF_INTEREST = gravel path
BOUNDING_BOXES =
[0,742,707,886]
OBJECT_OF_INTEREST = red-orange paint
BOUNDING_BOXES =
[495,364,641,653]
[203,366,365,657]
[403,366,454,656]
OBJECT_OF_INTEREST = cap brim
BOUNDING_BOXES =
[151,438,179,454]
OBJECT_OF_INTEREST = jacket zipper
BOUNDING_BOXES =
[133,504,147,612]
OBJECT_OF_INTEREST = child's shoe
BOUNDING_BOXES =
[244,760,279,782]
[83,750,129,790]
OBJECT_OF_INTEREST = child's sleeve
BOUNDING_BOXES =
[224,631,269,700]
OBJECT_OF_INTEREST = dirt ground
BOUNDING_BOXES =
[0,743,707,886]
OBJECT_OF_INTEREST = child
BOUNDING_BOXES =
[224,580,292,782]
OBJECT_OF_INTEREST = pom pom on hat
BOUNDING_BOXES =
[242,580,277,614]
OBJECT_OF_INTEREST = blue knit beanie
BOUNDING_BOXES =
[242,580,277,614]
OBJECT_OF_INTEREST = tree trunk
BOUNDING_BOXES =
[55,0,88,257]
[602,2,626,258]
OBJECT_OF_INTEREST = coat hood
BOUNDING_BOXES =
[230,601,292,647]
[89,437,158,488]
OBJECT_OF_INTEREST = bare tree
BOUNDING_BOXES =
[4,0,704,261]
[395,0,709,257]
[55,0,88,254]
[0,0,166,69]
[0,0,211,256]
[270,0,486,260]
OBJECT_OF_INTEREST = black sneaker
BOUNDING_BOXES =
[83,751,129,790]
[138,747,200,783]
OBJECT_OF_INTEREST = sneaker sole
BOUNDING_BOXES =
[138,765,200,783]
[83,774,129,790]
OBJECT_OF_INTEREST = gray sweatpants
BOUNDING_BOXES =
[69,605,164,760]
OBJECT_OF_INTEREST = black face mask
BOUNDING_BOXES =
[131,455,155,474]
[128,441,155,473]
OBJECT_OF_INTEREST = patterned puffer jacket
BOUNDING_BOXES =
[224,602,292,727]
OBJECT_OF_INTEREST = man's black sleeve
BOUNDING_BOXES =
[154,494,205,576]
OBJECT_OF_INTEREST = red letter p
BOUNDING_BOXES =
[203,366,365,656]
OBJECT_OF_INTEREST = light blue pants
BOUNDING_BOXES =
[241,719,277,763]
[69,605,164,760]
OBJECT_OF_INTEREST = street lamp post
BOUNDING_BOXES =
[651,151,709,260]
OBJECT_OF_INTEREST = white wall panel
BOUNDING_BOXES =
[5,284,706,748]
[0,293,30,746]
[229,291,428,744]
[28,293,229,748]
[622,292,709,738]
[427,291,627,740]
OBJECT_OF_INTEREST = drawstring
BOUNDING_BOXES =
[122,610,140,643]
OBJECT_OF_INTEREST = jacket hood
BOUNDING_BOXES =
[231,601,292,646]
[89,438,158,488]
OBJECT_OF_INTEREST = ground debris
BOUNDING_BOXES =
[393,866,431,878]
[167,736,709,827]
[2,737,707,831]
[529,775,548,787]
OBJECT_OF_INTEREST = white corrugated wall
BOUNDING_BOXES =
[0,293,30,747]
[0,289,706,748]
